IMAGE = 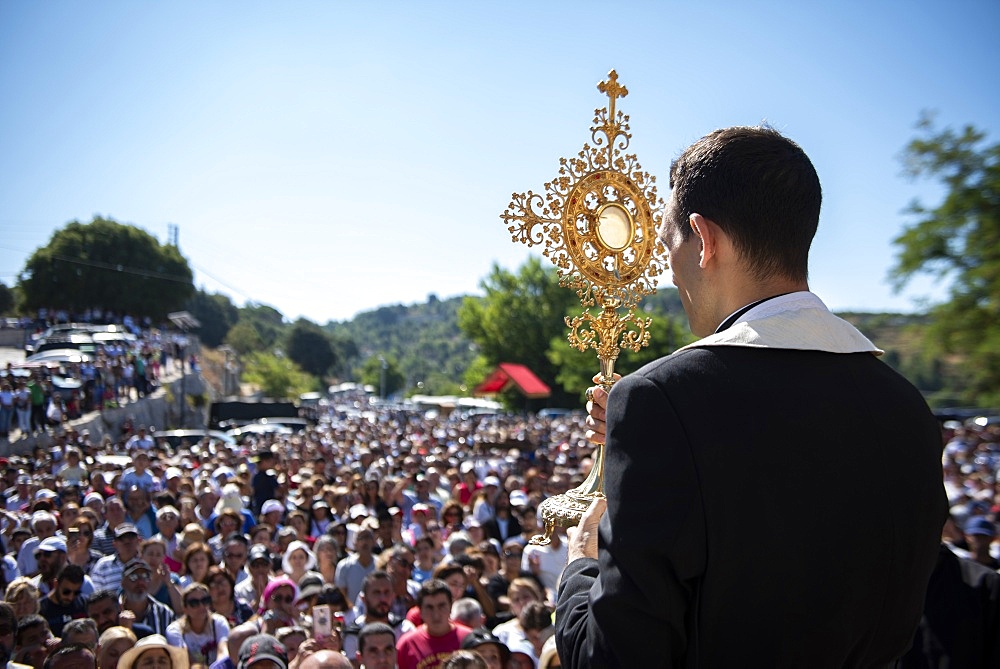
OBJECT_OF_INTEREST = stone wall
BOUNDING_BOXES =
[0,372,210,457]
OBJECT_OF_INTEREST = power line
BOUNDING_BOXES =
[47,254,194,284]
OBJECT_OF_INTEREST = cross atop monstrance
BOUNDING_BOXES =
[501,70,667,544]
[597,70,628,123]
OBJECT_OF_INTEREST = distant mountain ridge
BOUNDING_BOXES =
[324,290,950,405]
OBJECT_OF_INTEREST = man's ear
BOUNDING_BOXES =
[689,214,719,268]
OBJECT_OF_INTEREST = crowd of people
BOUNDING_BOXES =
[0,398,595,669]
[1,307,997,667]
[1,315,192,440]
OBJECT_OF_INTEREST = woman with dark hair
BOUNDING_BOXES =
[360,476,389,518]
[208,510,242,560]
[165,582,231,665]
[440,501,465,538]
[326,523,350,562]
[179,542,213,588]
[66,517,103,574]
[203,565,253,627]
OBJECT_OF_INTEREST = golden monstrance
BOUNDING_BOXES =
[502,70,668,545]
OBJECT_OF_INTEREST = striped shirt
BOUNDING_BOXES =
[123,595,177,636]
[91,555,126,593]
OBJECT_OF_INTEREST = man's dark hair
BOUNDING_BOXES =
[668,125,821,282]
[362,569,392,597]
[417,578,452,608]
[153,491,178,509]
[357,622,395,654]
[42,643,94,669]
[57,564,86,585]
[225,532,249,547]
[16,614,48,644]
[518,601,552,632]
[85,589,119,609]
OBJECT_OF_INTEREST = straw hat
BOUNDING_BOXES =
[117,635,189,669]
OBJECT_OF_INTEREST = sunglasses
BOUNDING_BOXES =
[127,572,151,582]
[185,596,212,607]
[271,594,294,604]
[224,552,247,559]
[504,551,523,558]
[60,588,81,598]
[393,559,414,569]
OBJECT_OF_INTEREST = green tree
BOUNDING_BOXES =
[548,296,694,401]
[0,281,14,315]
[327,327,360,380]
[18,216,194,318]
[242,352,317,399]
[891,116,1000,405]
[285,318,335,378]
[237,304,285,348]
[185,289,239,347]
[358,353,405,398]
[458,257,579,405]
[224,321,265,356]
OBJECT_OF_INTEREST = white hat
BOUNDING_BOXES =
[261,500,285,516]
[165,467,182,480]
[281,540,317,574]
[349,504,369,520]
[117,635,188,669]
[155,505,180,520]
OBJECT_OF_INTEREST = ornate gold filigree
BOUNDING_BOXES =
[501,70,667,545]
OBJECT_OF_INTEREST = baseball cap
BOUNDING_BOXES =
[462,628,511,663]
[238,634,289,669]
[123,559,152,578]
[165,467,182,480]
[114,523,139,538]
[37,536,67,553]
[249,545,271,564]
[34,489,58,501]
[966,516,997,536]
[349,504,369,520]
[297,574,324,600]
[83,492,105,506]
[483,475,501,488]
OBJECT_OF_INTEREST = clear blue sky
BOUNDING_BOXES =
[1,1,997,323]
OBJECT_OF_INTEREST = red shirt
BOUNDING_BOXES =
[396,623,472,669]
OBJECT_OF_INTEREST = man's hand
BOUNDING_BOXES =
[585,373,619,444]
[567,496,607,562]
[118,610,136,629]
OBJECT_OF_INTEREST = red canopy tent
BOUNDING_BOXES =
[474,362,551,399]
